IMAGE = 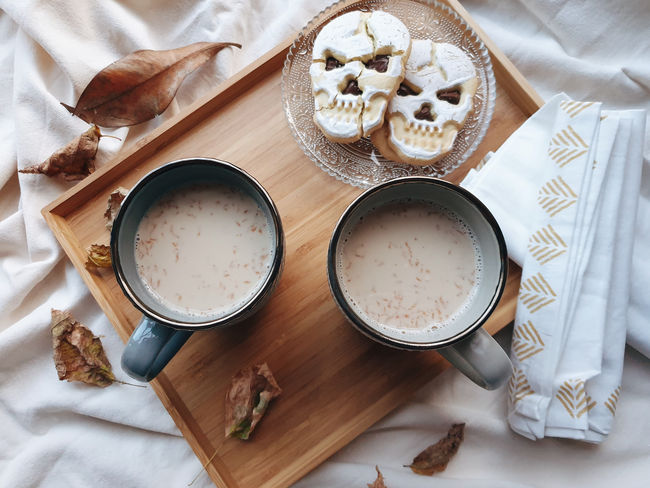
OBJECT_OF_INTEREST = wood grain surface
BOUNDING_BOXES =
[42,1,542,486]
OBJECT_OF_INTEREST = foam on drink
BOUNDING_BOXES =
[134,183,274,319]
[337,199,482,342]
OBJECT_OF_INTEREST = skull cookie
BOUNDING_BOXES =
[309,10,411,143]
[371,39,478,165]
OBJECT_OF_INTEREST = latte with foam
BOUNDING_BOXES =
[336,199,481,342]
[134,183,274,319]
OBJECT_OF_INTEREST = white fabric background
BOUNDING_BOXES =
[0,1,648,487]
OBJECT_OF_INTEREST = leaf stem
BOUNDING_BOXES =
[98,133,122,141]
[188,449,219,486]
[114,379,147,388]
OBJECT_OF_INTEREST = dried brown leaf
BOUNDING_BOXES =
[62,41,241,127]
[406,423,465,475]
[225,362,281,440]
[51,309,115,387]
[104,187,128,230]
[19,125,101,180]
[367,466,388,488]
[85,244,112,274]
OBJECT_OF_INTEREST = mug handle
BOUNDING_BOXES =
[121,316,193,382]
[438,328,512,390]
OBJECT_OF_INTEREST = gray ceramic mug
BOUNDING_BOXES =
[327,177,512,390]
[111,158,284,382]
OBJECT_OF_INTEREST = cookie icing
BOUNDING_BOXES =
[310,10,411,142]
[375,39,478,163]
[364,10,411,56]
[312,11,374,62]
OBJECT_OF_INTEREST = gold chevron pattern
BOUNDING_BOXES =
[604,386,622,416]
[528,224,567,265]
[475,153,491,171]
[508,368,534,405]
[512,321,546,361]
[538,176,577,217]
[519,272,556,313]
[548,125,589,168]
[560,100,596,118]
[556,379,596,419]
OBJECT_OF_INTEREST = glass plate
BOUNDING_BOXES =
[281,0,496,188]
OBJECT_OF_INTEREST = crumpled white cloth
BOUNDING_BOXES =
[1,0,649,487]
[462,94,645,442]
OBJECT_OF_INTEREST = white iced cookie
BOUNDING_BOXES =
[371,39,478,165]
[310,10,411,143]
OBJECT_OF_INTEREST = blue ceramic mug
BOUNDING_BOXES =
[327,177,512,390]
[111,158,284,382]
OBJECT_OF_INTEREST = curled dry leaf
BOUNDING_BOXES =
[62,41,241,128]
[225,362,281,440]
[104,187,128,230]
[51,309,115,387]
[367,466,388,488]
[85,244,112,274]
[406,423,465,475]
[19,125,102,180]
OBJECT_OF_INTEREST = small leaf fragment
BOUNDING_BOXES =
[406,423,465,475]
[62,41,241,127]
[19,125,101,180]
[51,309,115,387]
[225,362,281,440]
[104,187,128,230]
[367,466,388,488]
[85,244,112,274]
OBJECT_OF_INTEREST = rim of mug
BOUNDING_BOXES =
[327,176,508,350]
[110,157,285,331]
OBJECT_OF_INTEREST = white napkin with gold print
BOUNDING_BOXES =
[461,93,646,442]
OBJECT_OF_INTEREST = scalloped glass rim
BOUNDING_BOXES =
[281,0,496,189]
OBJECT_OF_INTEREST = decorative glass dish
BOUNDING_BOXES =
[281,0,496,188]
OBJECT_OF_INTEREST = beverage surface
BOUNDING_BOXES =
[337,200,481,340]
[135,183,274,318]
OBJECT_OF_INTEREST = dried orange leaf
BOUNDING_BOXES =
[406,423,465,475]
[85,244,112,274]
[51,309,115,387]
[104,187,128,230]
[62,41,241,127]
[225,362,281,440]
[19,125,101,180]
[367,466,388,488]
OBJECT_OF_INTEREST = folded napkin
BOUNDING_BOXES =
[461,93,646,442]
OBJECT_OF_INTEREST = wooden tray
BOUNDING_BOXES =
[43,1,542,486]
